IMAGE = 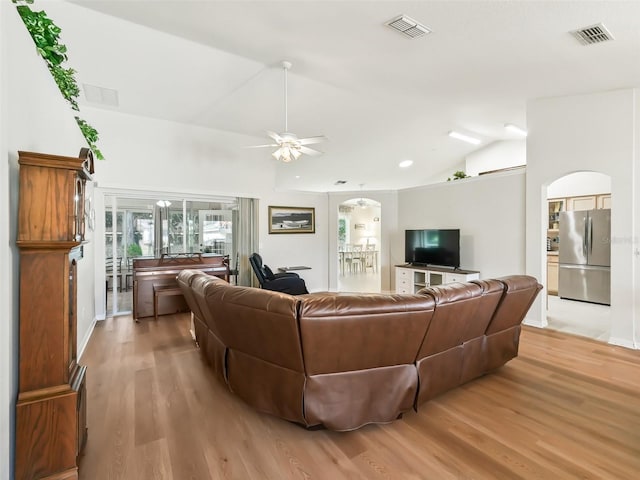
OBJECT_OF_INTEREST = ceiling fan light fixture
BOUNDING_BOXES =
[250,61,326,162]
[272,147,284,160]
[272,144,302,162]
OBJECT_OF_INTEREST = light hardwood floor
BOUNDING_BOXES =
[78,314,640,480]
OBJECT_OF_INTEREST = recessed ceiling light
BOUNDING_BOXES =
[295,175,300,179]
[448,131,481,145]
[504,123,528,136]
[398,160,413,168]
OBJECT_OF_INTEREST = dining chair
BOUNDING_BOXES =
[350,245,364,273]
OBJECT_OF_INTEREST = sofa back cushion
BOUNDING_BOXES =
[416,282,484,358]
[177,270,209,325]
[466,279,505,338]
[486,275,543,334]
[298,292,435,375]
[202,279,304,372]
[190,274,224,336]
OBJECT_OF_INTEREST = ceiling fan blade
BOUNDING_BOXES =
[299,145,323,156]
[266,131,283,142]
[297,135,327,146]
[243,144,280,149]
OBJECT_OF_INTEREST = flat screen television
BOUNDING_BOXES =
[405,229,460,268]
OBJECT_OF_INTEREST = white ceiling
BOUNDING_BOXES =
[64,1,640,192]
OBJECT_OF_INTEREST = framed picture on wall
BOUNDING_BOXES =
[268,206,315,234]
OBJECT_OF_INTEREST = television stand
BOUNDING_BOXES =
[395,265,480,294]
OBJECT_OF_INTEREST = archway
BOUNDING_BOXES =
[337,197,381,293]
[544,171,612,341]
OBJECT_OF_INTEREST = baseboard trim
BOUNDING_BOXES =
[523,315,547,328]
[608,336,637,350]
[78,317,97,361]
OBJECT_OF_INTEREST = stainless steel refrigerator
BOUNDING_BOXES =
[558,209,610,305]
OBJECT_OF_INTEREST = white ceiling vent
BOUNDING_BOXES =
[83,83,119,107]
[571,23,614,45]
[386,15,431,39]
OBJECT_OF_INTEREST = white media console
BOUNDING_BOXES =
[395,265,480,294]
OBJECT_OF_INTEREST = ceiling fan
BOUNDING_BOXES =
[247,61,327,162]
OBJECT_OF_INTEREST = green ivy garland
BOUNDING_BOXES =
[12,0,104,159]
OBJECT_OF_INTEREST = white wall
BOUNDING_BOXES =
[526,88,639,349]
[2,5,93,478]
[0,4,10,479]
[397,170,526,283]
[547,171,611,198]
[465,140,526,176]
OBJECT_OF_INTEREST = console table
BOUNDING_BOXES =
[395,265,480,294]
[133,253,229,319]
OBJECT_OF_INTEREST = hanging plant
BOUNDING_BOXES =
[12,0,104,159]
[48,65,80,110]
[75,117,103,160]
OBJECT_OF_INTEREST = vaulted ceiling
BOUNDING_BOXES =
[64,1,640,192]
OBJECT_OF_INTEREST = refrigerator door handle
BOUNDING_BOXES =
[588,216,593,255]
[583,216,588,257]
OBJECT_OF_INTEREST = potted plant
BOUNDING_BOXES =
[447,170,469,181]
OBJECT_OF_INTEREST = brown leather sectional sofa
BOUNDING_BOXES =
[177,271,541,431]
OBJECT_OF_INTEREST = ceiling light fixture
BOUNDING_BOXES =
[357,183,367,208]
[448,130,481,145]
[504,123,528,136]
[156,200,171,208]
[399,160,413,168]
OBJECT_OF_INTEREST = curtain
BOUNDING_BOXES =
[236,197,259,286]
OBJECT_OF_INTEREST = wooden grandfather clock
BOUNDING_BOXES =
[15,149,94,480]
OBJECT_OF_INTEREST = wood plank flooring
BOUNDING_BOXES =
[78,314,640,479]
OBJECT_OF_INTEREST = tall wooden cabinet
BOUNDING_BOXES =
[15,149,94,480]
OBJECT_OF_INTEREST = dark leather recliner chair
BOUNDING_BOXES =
[249,253,309,295]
